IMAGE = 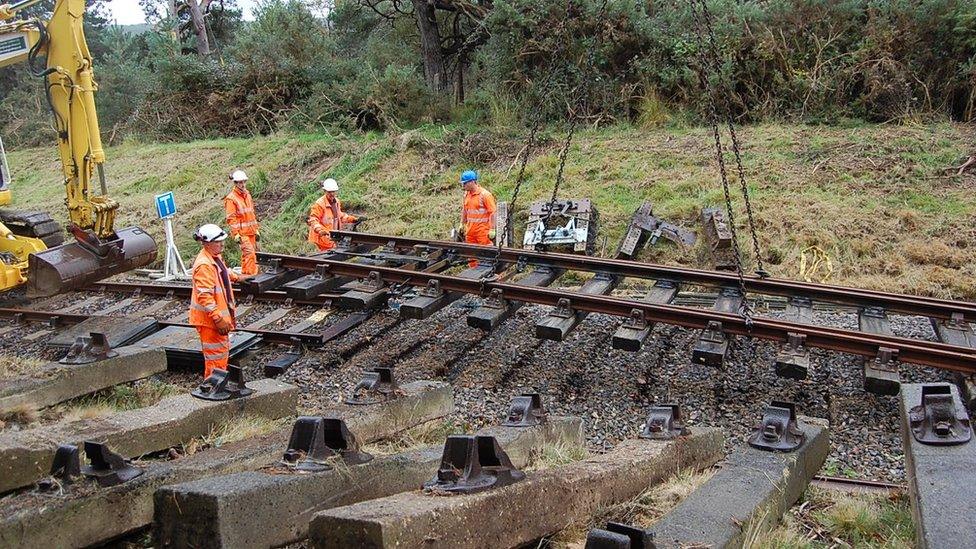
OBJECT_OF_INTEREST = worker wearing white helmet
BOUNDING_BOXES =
[188,223,240,379]
[224,169,261,275]
[307,178,366,251]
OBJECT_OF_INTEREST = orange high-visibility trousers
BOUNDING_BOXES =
[196,326,230,378]
[465,226,492,268]
[239,234,258,276]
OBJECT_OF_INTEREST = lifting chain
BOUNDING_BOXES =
[694,0,767,278]
[689,0,755,326]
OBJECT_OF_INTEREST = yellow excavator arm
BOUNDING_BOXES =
[0,0,156,297]
[1,0,117,237]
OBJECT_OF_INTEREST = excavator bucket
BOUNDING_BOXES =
[27,226,157,298]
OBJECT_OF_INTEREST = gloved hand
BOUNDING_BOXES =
[455,223,465,238]
[254,232,260,242]
[488,229,497,240]
[214,317,233,335]
[316,227,329,236]
[233,233,242,243]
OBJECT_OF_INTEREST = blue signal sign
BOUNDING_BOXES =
[155,192,177,219]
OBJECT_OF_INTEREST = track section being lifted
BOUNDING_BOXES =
[87,281,338,307]
[0,307,325,345]
[331,231,976,321]
[258,249,976,373]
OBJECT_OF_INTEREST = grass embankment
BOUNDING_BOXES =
[7,122,975,297]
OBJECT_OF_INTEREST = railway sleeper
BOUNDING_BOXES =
[0,381,453,549]
[646,403,829,548]
[611,279,679,352]
[309,419,724,549]
[898,383,976,549]
[535,271,618,341]
[467,266,563,331]
[0,378,298,494]
[691,286,743,367]
[774,296,815,379]
[154,399,581,549]
[858,306,902,396]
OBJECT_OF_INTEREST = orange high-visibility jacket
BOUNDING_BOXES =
[224,188,260,237]
[462,185,496,237]
[189,248,239,329]
[308,194,357,249]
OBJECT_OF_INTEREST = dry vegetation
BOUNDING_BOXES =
[0,353,48,381]
[179,415,290,457]
[49,379,182,424]
[9,122,973,297]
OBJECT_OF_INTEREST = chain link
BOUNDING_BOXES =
[693,0,766,278]
[689,0,754,326]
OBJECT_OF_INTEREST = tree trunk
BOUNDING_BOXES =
[186,0,211,56]
[412,0,449,92]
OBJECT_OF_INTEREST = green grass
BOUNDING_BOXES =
[6,121,975,297]
[755,488,915,548]
[52,379,182,422]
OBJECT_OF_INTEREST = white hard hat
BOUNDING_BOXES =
[322,178,339,192]
[231,170,248,182]
[194,223,228,243]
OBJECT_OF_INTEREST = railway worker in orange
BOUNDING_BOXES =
[307,178,365,251]
[456,170,497,267]
[189,224,239,379]
[224,169,260,276]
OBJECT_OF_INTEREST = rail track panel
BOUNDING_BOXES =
[259,236,976,376]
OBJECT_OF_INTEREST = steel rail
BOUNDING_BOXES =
[331,231,976,321]
[259,252,976,373]
[85,281,337,307]
[0,308,325,345]
[812,475,904,492]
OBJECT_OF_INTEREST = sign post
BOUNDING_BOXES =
[155,192,188,281]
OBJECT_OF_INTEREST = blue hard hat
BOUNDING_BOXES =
[460,170,478,185]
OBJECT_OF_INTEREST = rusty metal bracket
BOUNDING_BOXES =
[748,401,806,453]
[623,309,647,330]
[281,416,373,472]
[553,298,575,319]
[872,346,900,372]
[37,443,82,492]
[483,288,508,310]
[585,522,654,549]
[502,393,546,427]
[692,320,727,367]
[639,403,689,440]
[418,279,444,299]
[774,332,810,379]
[423,435,526,495]
[80,441,144,487]
[191,365,254,401]
[356,271,385,293]
[345,366,399,405]
[60,332,118,365]
[910,385,973,446]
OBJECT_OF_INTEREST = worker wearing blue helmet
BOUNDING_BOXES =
[457,170,497,267]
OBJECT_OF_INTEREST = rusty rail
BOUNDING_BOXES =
[331,231,976,322]
[257,251,976,374]
[0,308,326,345]
[87,281,336,307]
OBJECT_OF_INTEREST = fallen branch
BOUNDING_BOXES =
[946,155,976,176]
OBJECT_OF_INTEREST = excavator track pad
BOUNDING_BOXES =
[28,226,157,298]
[0,208,65,248]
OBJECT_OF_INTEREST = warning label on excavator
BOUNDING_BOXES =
[155,192,177,219]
